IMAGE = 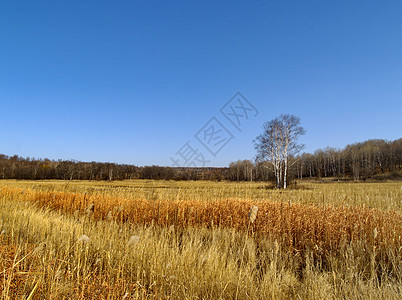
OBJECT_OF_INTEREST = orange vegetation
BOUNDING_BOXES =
[1,186,400,257]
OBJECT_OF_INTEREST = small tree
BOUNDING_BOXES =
[254,114,305,188]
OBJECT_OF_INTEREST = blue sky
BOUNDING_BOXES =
[1,1,401,167]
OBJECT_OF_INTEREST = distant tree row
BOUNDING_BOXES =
[0,155,227,181]
[295,138,402,180]
[0,138,400,182]
[228,138,402,182]
[0,156,135,180]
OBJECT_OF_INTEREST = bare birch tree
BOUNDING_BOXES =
[254,114,305,189]
[280,114,306,188]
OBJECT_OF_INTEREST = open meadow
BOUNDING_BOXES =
[0,179,401,299]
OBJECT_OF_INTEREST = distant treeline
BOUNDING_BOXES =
[230,138,402,182]
[0,155,227,181]
[0,138,401,181]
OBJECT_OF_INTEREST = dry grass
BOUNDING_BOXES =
[0,179,401,299]
[0,179,400,210]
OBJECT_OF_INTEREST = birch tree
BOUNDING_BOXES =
[254,118,282,188]
[254,114,305,188]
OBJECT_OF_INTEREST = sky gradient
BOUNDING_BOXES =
[1,1,401,166]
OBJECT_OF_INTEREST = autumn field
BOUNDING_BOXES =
[0,179,401,299]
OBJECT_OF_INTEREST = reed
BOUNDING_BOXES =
[0,179,400,299]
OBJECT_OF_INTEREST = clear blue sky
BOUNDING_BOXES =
[1,1,401,167]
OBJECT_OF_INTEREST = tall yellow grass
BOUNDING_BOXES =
[1,184,400,258]
[0,179,401,299]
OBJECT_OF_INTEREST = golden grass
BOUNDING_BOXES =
[0,179,400,210]
[0,179,401,299]
[1,183,400,258]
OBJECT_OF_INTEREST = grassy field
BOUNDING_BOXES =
[0,179,401,299]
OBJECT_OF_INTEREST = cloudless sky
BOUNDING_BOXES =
[1,1,401,166]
